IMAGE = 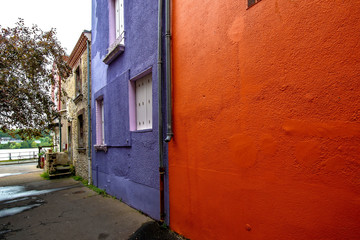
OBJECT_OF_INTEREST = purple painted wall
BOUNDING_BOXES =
[91,0,169,221]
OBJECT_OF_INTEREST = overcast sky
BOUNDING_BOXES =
[0,0,91,55]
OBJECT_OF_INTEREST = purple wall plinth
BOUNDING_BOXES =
[95,170,160,219]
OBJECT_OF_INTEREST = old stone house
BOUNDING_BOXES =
[63,31,92,181]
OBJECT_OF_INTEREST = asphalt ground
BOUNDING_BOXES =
[0,164,185,240]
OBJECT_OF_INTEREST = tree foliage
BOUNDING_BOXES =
[0,19,70,139]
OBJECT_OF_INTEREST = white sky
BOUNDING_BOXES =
[0,0,91,55]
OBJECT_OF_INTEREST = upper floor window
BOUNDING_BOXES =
[115,0,124,43]
[75,65,82,96]
[104,0,125,64]
[78,114,84,148]
[109,0,124,46]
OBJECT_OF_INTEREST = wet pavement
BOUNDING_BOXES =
[0,164,150,240]
[0,185,77,218]
[0,163,185,240]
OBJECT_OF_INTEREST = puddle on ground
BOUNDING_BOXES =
[0,185,71,202]
[3,197,31,204]
[0,173,23,178]
[0,204,42,218]
[0,185,77,218]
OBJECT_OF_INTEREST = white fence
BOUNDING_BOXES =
[0,149,38,162]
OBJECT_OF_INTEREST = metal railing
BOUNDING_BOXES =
[0,150,38,164]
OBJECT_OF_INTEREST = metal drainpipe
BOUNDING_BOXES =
[87,39,92,185]
[158,0,165,222]
[164,0,173,143]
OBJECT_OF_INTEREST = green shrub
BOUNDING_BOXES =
[40,171,50,180]
[72,175,82,181]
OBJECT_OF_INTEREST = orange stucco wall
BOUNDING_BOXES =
[170,0,360,239]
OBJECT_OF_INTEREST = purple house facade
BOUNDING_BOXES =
[91,0,169,221]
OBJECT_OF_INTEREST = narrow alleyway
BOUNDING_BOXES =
[0,164,182,240]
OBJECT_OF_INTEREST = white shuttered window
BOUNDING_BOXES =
[136,75,152,130]
[101,100,105,144]
[96,99,105,145]
[115,0,124,44]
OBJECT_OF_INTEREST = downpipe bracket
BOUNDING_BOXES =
[164,134,173,143]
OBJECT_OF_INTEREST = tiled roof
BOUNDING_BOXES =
[67,30,91,69]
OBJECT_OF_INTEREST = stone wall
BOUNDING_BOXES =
[64,48,91,181]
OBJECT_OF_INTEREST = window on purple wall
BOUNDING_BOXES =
[110,0,124,47]
[96,99,105,145]
[135,74,152,130]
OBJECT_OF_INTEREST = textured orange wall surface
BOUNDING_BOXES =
[170,0,360,239]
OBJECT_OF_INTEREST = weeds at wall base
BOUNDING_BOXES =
[72,175,108,197]
[40,171,50,180]
[160,222,168,229]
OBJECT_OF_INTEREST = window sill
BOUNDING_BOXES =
[94,145,108,153]
[77,147,86,153]
[131,129,153,133]
[73,94,83,104]
[103,41,125,65]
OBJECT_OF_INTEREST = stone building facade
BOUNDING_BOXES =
[64,31,92,181]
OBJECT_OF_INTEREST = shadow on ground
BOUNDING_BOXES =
[128,221,186,240]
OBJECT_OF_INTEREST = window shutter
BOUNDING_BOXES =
[115,0,124,44]
[101,101,105,144]
[96,99,104,145]
[119,0,124,42]
[135,74,152,130]
[115,0,120,39]
[136,78,147,130]
[146,76,152,129]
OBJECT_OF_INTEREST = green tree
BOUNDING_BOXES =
[0,142,10,149]
[20,141,30,148]
[0,131,10,138]
[10,142,21,149]
[31,141,38,148]
[0,19,70,139]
